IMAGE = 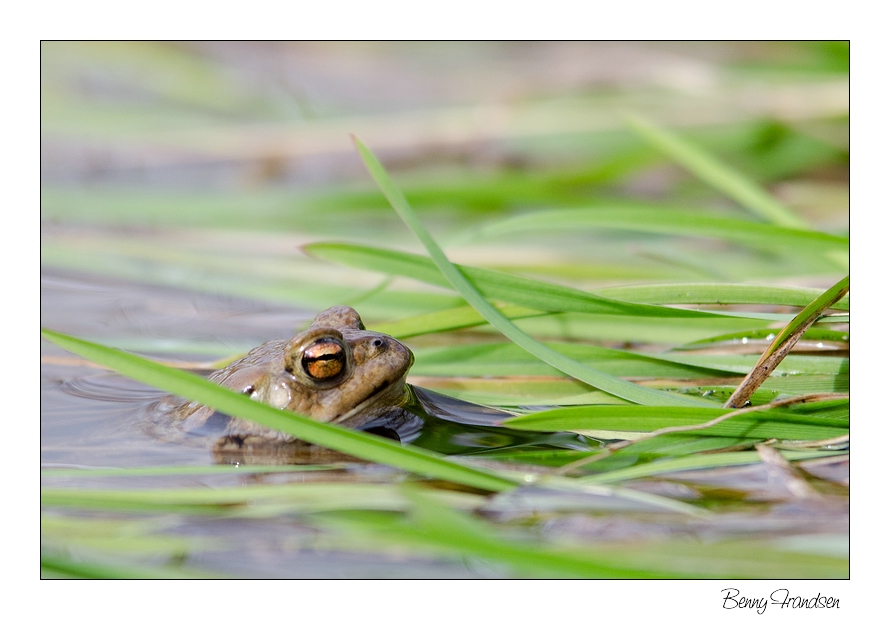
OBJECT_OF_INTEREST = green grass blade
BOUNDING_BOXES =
[312,486,685,578]
[304,242,727,319]
[413,342,736,379]
[41,464,340,478]
[765,275,850,355]
[721,275,849,408]
[40,328,516,493]
[378,306,847,343]
[475,207,846,256]
[626,115,808,228]
[400,487,674,577]
[374,304,544,338]
[305,243,844,325]
[413,341,846,378]
[41,553,220,579]
[660,353,847,377]
[597,282,850,311]
[40,483,484,515]
[681,327,849,349]
[579,450,835,483]
[352,136,713,408]
[503,405,848,440]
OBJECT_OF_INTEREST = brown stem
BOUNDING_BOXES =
[555,393,848,476]
[723,286,848,409]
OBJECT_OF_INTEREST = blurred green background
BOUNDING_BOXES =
[41,42,849,325]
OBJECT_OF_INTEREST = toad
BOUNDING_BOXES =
[146,305,421,460]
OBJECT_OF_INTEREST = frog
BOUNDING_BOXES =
[144,305,595,464]
[145,305,422,462]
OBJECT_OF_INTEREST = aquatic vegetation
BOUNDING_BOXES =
[41,42,848,579]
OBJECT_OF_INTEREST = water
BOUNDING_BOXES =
[41,267,849,578]
[40,268,606,577]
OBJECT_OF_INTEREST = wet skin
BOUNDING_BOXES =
[148,306,419,459]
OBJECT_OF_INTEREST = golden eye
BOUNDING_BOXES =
[301,338,347,381]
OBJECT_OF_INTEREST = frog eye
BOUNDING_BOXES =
[300,338,347,381]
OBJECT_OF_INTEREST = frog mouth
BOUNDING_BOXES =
[329,376,408,429]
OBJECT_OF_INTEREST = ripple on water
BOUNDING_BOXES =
[58,372,162,403]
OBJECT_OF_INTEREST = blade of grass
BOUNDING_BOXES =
[680,327,849,350]
[597,282,850,311]
[304,242,728,320]
[677,374,849,401]
[660,353,847,377]
[549,393,847,475]
[379,307,837,343]
[413,341,847,378]
[626,114,808,228]
[306,243,845,324]
[42,518,224,556]
[311,486,687,578]
[473,207,846,257]
[763,276,850,356]
[579,449,835,484]
[41,482,484,515]
[40,328,516,493]
[724,275,849,408]
[418,310,771,345]
[40,464,341,478]
[400,487,676,577]
[374,304,544,338]
[505,403,848,430]
[576,538,848,578]
[40,553,222,579]
[504,406,847,440]
[352,136,713,408]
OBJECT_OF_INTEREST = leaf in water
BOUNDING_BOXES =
[40,464,342,478]
[41,553,222,579]
[578,450,833,483]
[41,483,485,516]
[504,405,848,441]
[311,486,686,578]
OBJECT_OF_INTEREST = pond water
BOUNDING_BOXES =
[41,266,849,578]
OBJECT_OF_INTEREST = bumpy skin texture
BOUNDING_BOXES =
[152,306,415,451]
